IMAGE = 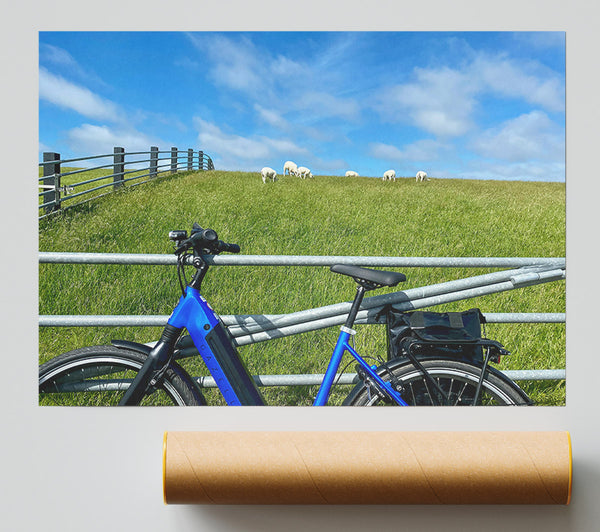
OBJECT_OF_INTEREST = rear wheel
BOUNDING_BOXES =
[39,345,206,406]
[343,357,531,406]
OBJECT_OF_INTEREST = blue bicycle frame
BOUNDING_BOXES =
[314,327,408,406]
[168,286,265,405]
[168,285,408,406]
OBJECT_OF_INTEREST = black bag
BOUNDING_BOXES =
[382,307,488,363]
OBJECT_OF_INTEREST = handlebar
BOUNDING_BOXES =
[217,241,241,254]
[169,223,240,256]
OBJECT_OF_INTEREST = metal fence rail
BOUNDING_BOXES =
[39,251,565,268]
[53,368,565,394]
[39,252,566,384]
[39,146,214,218]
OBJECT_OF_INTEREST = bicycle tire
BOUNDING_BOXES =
[39,345,206,406]
[343,357,532,406]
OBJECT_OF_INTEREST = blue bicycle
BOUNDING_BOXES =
[39,223,531,406]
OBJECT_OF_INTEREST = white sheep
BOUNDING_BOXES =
[283,161,298,177]
[416,170,428,182]
[297,166,313,179]
[383,169,396,181]
[345,171,359,177]
[261,167,277,183]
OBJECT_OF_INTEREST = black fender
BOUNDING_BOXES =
[111,339,152,356]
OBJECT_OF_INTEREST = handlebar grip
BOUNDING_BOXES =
[219,241,240,254]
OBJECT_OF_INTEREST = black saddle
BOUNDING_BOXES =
[330,264,406,289]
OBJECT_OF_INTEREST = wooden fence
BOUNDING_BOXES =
[39,146,214,218]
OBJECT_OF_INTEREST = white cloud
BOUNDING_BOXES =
[65,124,165,156]
[374,52,564,138]
[369,139,447,162]
[295,91,360,121]
[369,143,403,161]
[511,32,565,50]
[187,34,266,95]
[271,55,312,84]
[470,111,564,162]
[470,55,564,112]
[460,160,565,182]
[193,117,347,173]
[375,67,477,137]
[193,117,310,170]
[187,33,361,125]
[38,141,52,154]
[39,43,79,69]
[299,155,348,174]
[39,67,121,123]
[254,104,291,131]
[39,44,110,90]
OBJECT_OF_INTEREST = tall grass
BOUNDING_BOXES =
[39,171,566,405]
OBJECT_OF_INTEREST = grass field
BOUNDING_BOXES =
[38,170,566,406]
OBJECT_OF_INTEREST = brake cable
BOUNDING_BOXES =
[176,251,190,296]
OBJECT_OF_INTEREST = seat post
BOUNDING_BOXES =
[344,284,366,329]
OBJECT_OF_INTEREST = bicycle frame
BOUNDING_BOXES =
[118,233,409,406]
[168,285,265,405]
[162,284,408,406]
[314,328,408,406]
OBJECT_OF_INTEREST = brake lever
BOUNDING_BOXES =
[174,239,192,255]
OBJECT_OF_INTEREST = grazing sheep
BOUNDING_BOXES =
[383,169,396,181]
[283,161,298,177]
[297,166,313,179]
[261,167,277,183]
[416,170,428,182]
[345,171,359,177]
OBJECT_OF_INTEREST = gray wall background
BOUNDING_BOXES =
[3,1,598,530]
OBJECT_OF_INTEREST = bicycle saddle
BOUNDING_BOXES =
[330,264,406,288]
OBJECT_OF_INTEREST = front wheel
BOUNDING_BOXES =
[343,357,532,406]
[39,345,206,406]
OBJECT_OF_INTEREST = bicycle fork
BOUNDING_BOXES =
[118,324,182,406]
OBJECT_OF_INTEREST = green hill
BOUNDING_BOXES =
[39,170,566,405]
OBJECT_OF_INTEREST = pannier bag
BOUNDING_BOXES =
[382,306,502,363]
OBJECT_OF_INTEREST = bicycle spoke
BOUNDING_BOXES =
[455,381,469,405]
[448,378,455,405]
[409,381,416,404]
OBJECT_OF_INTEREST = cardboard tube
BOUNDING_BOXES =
[163,431,572,505]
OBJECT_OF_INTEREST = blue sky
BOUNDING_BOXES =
[39,31,565,181]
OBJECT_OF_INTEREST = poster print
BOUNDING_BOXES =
[38,32,565,406]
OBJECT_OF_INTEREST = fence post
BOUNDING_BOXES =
[171,147,178,174]
[42,152,61,213]
[150,146,158,178]
[113,147,125,190]
[198,150,204,170]
[187,149,193,171]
